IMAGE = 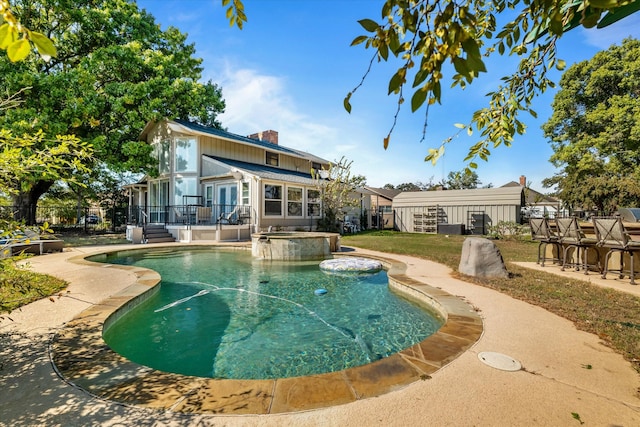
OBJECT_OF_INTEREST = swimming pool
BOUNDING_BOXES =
[99,248,443,379]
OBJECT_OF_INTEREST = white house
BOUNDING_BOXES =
[128,119,368,241]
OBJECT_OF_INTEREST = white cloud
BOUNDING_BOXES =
[211,64,337,155]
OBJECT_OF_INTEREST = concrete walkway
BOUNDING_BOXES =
[1,244,639,426]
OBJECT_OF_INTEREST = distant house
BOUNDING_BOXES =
[364,186,400,229]
[128,119,358,241]
[501,175,562,219]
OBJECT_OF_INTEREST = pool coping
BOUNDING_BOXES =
[49,246,483,415]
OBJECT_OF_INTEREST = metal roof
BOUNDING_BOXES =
[393,186,525,207]
[501,181,559,204]
[204,155,319,186]
[166,119,330,165]
[364,186,401,200]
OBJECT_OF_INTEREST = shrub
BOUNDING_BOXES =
[487,221,527,240]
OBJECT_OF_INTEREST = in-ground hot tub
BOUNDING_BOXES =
[251,231,341,260]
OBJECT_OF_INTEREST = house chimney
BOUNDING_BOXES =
[519,175,526,186]
[248,130,278,145]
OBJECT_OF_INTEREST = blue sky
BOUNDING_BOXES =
[136,0,640,192]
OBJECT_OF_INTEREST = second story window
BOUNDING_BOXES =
[266,151,279,166]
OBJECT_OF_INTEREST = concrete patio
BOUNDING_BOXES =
[1,243,639,426]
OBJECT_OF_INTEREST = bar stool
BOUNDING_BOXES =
[556,217,600,274]
[593,216,640,285]
[529,217,562,266]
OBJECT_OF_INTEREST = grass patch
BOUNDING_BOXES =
[0,258,67,314]
[343,231,640,373]
[1,230,125,315]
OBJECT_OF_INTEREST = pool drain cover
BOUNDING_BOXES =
[478,352,522,371]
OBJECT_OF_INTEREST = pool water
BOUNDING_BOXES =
[100,248,443,379]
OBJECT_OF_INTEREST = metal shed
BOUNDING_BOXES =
[392,187,525,234]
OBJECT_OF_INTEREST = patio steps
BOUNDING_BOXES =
[143,224,175,244]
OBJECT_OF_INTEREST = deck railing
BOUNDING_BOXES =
[129,204,253,226]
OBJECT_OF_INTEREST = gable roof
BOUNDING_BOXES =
[393,186,525,207]
[140,119,330,164]
[500,181,559,204]
[365,186,401,200]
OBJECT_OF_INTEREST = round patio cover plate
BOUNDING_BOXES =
[478,351,522,371]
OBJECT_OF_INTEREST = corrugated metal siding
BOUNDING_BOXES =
[393,187,524,207]
[394,204,521,234]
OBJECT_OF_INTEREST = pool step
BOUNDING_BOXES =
[143,224,175,244]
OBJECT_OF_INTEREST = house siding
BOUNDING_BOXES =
[137,119,368,238]
[392,187,525,234]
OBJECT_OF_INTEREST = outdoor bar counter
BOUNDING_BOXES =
[546,219,640,278]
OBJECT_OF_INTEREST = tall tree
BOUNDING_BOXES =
[0,0,226,223]
[542,38,640,213]
[444,170,482,190]
[312,157,362,232]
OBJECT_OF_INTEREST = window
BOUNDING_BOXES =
[266,151,279,166]
[242,182,250,205]
[175,138,197,172]
[307,189,321,216]
[205,185,213,207]
[173,176,197,206]
[153,140,171,175]
[311,162,322,171]
[264,184,282,216]
[287,187,303,217]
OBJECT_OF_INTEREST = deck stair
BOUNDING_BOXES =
[143,224,175,243]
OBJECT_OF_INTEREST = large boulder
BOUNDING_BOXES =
[458,237,509,279]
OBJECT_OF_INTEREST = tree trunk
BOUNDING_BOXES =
[11,180,54,225]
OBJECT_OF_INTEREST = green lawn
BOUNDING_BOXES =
[343,231,640,373]
[0,258,67,314]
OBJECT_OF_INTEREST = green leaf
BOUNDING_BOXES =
[358,19,379,33]
[350,35,368,46]
[598,1,640,28]
[556,59,566,70]
[453,57,470,79]
[7,39,30,62]
[343,93,352,114]
[388,28,401,55]
[461,38,481,58]
[454,123,466,129]
[413,62,429,87]
[466,53,487,74]
[549,12,564,35]
[411,88,428,112]
[432,81,442,104]
[589,0,622,8]
[30,31,57,61]
[0,23,17,50]
[378,42,389,61]
[388,70,404,94]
